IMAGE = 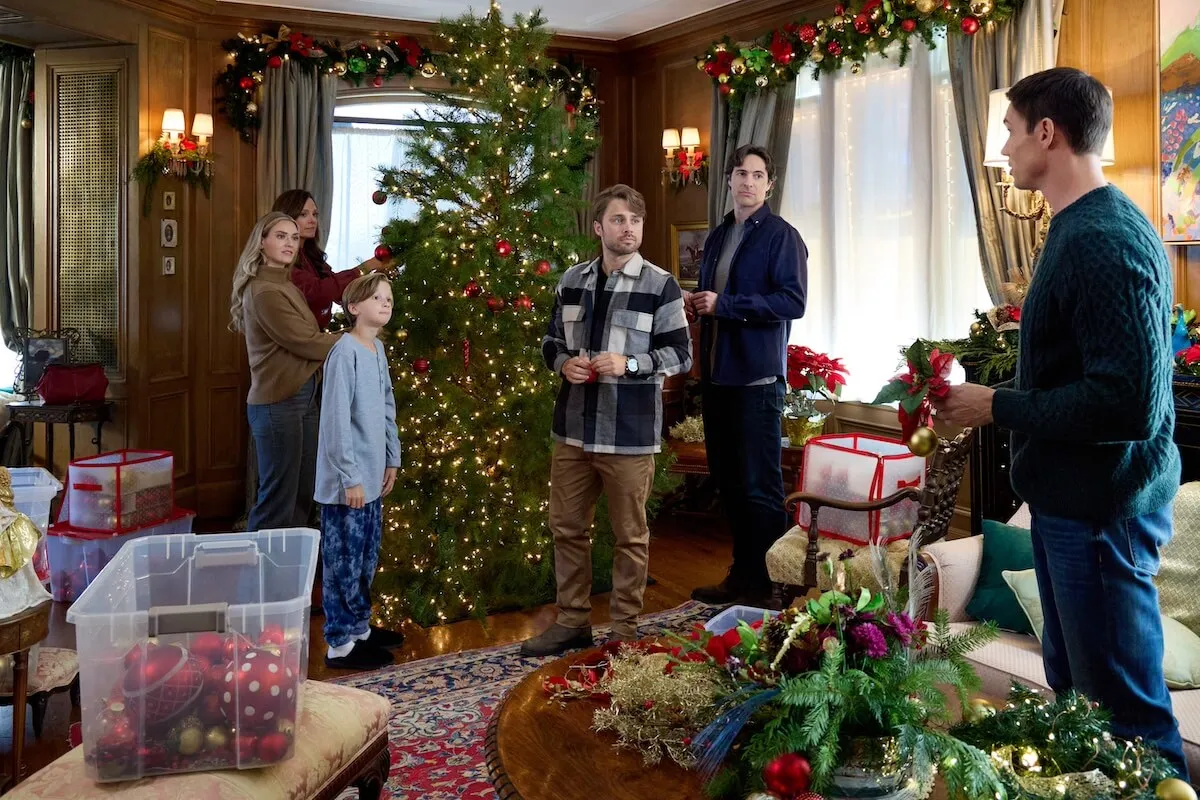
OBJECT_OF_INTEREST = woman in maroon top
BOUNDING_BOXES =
[271,189,392,330]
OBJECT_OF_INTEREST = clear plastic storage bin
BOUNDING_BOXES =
[47,510,196,602]
[704,605,779,634]
[66,528,319,782]
[66,450,174,532]
[9,467,62,533]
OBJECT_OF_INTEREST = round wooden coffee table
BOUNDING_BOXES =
[486,652,708,799]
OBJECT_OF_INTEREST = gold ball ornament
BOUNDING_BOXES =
[731,57,747,75]
[908,426,938,457]
[970,0,994,14]
[756,76,770,87]
[832,16,846,30]
[581,86,593,99]
[969,321,984,336]
[396,328,409,343]
[246,101,258,114]
[1156,778,1199,800]
[878,25,891,37]
[810,50,825,63]
[420,61,438,78]
[20,118,31,130]
[175,720,204,756]
[997,337,1009,350]
[871,6,884,20]
[866,37,879,51]
[915,0,937,12]
[333,62,348,76]
[715,43,727,52]
[965,697,996,722]
[204,725,230,751]
[718,73,729,84]
[851,63,863,73]
[697,58,707,71]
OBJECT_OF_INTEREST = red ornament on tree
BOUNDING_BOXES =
[412,358,430,374]
[961,15,981,34]
[123,645,206,726]
[238,76,255,91]
[267,55,283,69]
[486,296,507,313]
[827,41,843,56]
[463,280,482,298]
[719,83,733,96]
[762,752,813,796]
[854,14,873,34]
[834,3,845,14]
[373,75,384,88]
[374,244,392,262]
[535,259,552,275]
[256,731,291,764]
[798,23,818,44]
[371,190,388,205]
[565,103,576,114]
[495,239,513,258]
[515,294,533,312]
[901,18,918,32]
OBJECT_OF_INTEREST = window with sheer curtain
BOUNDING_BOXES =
[779,34,989,401]
[324,99,437,273]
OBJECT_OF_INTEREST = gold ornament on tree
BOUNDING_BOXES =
[420,61,438,78]
[0,468,41,578]
[965,697,996,722]
[730,57,747,75]
[333,62,348,76]
[1156,778,1198,800]
[915,0,937,12]
[970,0,994,15]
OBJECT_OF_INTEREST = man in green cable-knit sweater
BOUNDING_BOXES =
[935,67,1188,779]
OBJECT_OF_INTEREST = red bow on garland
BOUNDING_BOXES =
[872,341,956,441]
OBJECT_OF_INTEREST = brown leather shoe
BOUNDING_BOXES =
[519,624,594,657]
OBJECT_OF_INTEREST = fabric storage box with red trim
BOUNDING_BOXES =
[66,451,174,532]
[797,433,925,546]
[47,510,195,602]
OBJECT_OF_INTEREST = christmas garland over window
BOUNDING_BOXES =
[216,25,600,142]
[697,0,1022,106]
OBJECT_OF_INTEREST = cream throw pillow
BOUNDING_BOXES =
[1002,568,1200,690]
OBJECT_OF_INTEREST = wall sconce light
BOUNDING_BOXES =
[663,126,708,189]
[158,107,214,179]
[984,87,1114,261]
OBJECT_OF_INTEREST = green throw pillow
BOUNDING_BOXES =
[1003,568,1200,690]
[964,520,1035,635]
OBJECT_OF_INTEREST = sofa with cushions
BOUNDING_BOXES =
[918,489,1200,778]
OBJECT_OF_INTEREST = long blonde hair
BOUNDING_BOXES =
[229,212,299,333]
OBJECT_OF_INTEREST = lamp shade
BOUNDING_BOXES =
[191,113,214,138]
[662,128,680,149]
[984,86,1116,169]
[680,127,701,148]
[161,108,186,135]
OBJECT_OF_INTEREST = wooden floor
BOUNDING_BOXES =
[0,511,734,788]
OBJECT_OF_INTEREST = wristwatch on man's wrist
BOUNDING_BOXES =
[625,356,640,376]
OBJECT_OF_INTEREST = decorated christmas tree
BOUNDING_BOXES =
[369,4,659,626]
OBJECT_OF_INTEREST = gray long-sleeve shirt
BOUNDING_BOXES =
[315,335,402,506]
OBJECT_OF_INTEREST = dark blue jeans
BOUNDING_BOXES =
[246,375,319,531]
[1030,506,1188,779]
[321,499,382,648]
[702,381,787,585]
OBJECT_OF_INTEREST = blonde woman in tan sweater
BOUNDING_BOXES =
[231,211,339,530]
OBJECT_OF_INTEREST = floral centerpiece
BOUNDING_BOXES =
[545,542,1187,800]
[924,304,1020,387]
[784,346,848,446]
[1172,305,1200,379]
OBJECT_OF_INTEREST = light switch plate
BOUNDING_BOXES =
[163,256,176,276]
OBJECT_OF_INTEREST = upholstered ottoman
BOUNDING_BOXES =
[7,680,392,799]
[0,647,81,739]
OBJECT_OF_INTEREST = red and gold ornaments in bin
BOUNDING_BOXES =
[872,341,956,457]
[88,625,301,781]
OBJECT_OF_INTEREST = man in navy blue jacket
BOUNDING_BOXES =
[688,144,808,605]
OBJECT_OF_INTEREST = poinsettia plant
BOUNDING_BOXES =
[872,339,955,441]
[785,345,848,421]
[1172,305,1200,378]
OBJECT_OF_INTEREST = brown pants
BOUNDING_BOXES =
[549,441,656,638]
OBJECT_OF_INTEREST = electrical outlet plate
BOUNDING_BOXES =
[163,256,176,276]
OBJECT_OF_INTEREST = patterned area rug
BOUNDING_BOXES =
[331,601,715,800]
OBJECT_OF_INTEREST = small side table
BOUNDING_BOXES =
[0,600,51,791]
[8,401,113,475]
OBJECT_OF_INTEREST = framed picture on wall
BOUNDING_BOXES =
[1160,1,1200,243]
[160,219,178,248]
[670,221,708,289]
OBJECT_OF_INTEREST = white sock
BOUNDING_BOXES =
[327,640,356,659]
[354,629,371,642]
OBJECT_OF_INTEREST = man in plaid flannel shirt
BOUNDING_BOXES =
[520,184,692,657]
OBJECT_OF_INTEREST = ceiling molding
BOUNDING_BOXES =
[620,0,833,61]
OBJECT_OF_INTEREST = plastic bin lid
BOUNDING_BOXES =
[48,508,195,541]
